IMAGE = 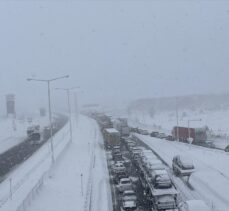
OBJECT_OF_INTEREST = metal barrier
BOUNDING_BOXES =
[0,124,71,211]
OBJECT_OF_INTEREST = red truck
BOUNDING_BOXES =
[172,126,207,143]
[172,126,195,142]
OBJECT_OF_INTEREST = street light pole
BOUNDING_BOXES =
[47,81,54,163]
[55,87,79,142]
[187,118,202,143]
[175,97,179,141]
[188,120,190,141]
[27,75,69,164]
[67,89,73,142]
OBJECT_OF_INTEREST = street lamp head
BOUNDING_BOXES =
[27,78,32,81]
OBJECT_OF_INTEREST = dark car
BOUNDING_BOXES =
[225,145,229,152]
[165,135,174,141]
[150,131,159,137]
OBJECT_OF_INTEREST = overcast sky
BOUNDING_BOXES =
[0,0,229,114]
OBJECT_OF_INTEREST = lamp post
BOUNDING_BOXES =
[55,87,79,142]
[27,75,69,164]
[187,118,202,144]
[175,97,179,141]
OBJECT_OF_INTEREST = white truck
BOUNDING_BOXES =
[113,118,130,137]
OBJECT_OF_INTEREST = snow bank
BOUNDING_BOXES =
[0,119,70,211]
[24,116,112,211]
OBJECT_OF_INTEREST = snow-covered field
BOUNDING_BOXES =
[135,134,229,211]
[24,116,112,211]
[128,109,229,149]
[0,116,49,154]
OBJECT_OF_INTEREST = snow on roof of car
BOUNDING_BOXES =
[151,186,178,196]
[179,155,193,165]
[115,163,124,167]
[120,178,131,182]
[104,128,119,133]
[123,190,135,194]
[153,169,168,175]
[123,200,136,208]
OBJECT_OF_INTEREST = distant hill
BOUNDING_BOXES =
[128,94,229,115]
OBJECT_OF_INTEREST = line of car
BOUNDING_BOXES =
[131,127,174,141]
[110,145,139,211]
[90,113,211,210]
[125,136,209,211]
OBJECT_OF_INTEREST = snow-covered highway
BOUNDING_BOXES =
[0,116,48,155]
[26,116,112,211]
[134,134,229,211]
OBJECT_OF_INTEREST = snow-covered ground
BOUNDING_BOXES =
[135,134,229,211]
[128,109,229,149]
[24,115,112,211]
[0,116,69,211]
[0,115,49,154]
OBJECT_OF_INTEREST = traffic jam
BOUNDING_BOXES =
[90,112,209,211]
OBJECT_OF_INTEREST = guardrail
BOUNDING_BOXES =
[83,144,95,211]
[0,122,71,211]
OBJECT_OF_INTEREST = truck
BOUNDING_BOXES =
[96,113,113,130]
[172,127,195,142]
[172,126,208,143]
[135,150,179,210]
[113,118,130,137]
[139,168,178,211]
[27,125,41,142]
[103,128,121,149]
